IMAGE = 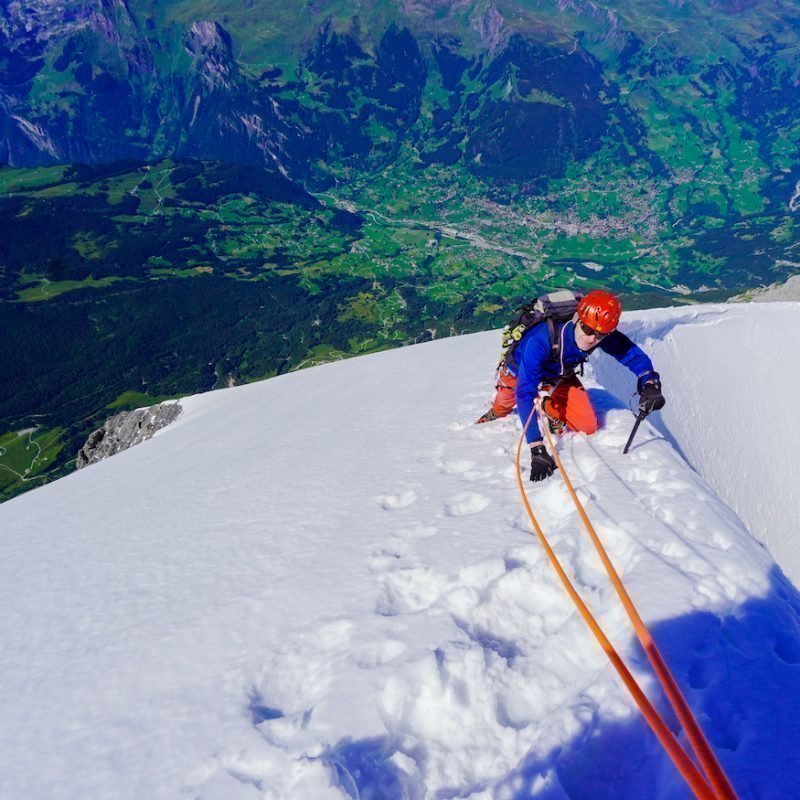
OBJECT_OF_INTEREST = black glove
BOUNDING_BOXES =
[530,444,557,482]
[637,374,665,415]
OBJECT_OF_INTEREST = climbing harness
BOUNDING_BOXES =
[514,401,739,800]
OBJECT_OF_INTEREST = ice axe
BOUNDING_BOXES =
[623,410,648,454]
[625,379,666,453]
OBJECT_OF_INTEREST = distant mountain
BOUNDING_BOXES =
[2,1,799,193]
[3,1,800,503]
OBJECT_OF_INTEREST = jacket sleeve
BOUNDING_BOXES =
[515,330,551,444]
[599,330,657,382]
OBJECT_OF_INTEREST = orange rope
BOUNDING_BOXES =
[541,419,738,799]
[514,407,715,800]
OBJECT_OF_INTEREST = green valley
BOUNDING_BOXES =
[2,0,800,500]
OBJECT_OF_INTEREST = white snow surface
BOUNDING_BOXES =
[594,302,800,582]
[1,302,799,800]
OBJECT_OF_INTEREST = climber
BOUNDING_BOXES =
[476,289,665,481]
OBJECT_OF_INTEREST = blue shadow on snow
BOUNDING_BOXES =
[321,737,408,800]
[316,566,800,800]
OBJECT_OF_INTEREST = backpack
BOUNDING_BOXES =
[500,289,583,370]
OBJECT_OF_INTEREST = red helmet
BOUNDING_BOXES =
[577,290,621,334]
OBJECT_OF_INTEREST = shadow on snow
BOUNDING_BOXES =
[317,566,800,800]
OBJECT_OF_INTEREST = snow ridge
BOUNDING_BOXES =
[0,304,799,799]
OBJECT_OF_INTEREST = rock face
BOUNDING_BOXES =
[76,402,182,469]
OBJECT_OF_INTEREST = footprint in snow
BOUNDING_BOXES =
[379,489,417,510]
[439,458,477,475]
[368,540,408,572]
[445,492,491,517]
[445,461,498,483]
[773,632,800,664]
[377,565,452,615]
[687,657,719,690]
[352,637,408,669]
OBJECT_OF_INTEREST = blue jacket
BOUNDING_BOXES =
[513,319,656,443]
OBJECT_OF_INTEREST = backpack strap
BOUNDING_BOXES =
[546,317,559,359]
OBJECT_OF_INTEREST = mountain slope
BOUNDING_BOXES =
[5,1,800,506]
[0,303,799,799]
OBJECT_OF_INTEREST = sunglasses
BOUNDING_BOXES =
[579,320,611,339]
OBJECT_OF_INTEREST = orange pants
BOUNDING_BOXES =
[491,363,519,417]
[492,367,598,435]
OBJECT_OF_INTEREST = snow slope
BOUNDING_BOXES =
[593,302,800,583]
[1,303,799,800]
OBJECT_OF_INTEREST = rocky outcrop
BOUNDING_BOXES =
[473,4,508,54]
[76,402,181,469]
[184,21,236,89]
